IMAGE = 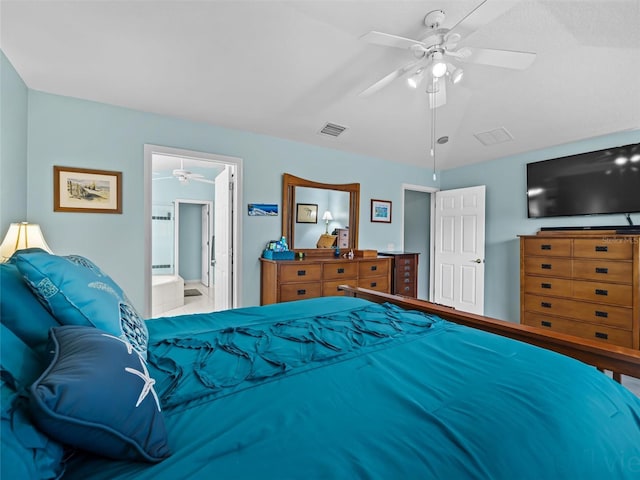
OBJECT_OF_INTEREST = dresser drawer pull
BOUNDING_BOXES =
[403,272,411,277]
[370,282,377,288]
[541,263,552,270]
[595,245,608,252]
[370,265,378,271]
[404,266,411,271]
[541,302,552,308]
[541,283,552,289]
[297,270,306,276]
[403,286,410,292]
[595,332,608,340]
[595,267,608,274]
[337,268,345,274]
[404,278,411,283]
[540,320,552,327]
[595,289,608,296]
[595,310,608,318]
[297,289,307,295]
[540,244,552,250]
[403,260,411,264]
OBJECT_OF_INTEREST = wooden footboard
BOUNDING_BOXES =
[339,286,640,381]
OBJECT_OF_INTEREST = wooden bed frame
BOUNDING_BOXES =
[340,286,640,381]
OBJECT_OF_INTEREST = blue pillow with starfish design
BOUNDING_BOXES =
[29,325,170,462]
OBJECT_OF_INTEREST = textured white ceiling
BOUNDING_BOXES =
[2,0,639,171]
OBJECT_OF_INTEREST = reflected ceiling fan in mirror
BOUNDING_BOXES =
[153,159,214,185]
[359,0,536,109]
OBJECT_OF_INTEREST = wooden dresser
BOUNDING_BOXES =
[260,256,391,305]
[378,252,419,298]
[520,231,639,350]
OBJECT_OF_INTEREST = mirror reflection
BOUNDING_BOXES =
[282,173,360,251]
[294,187,350,249]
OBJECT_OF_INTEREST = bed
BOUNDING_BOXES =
[2,249,640,479]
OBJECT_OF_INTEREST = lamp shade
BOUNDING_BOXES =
[322,211,334,221]
[0,222,53,262]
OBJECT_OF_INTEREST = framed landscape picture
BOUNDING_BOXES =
[54,166,122,214]
[370,199,392,223]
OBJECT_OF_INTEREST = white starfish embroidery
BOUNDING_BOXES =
[101,333,134,355]
[125,355,161,412]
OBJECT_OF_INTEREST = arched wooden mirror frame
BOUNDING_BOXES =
[282,173,359,255]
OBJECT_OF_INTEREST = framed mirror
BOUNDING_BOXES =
[282,173,359,253]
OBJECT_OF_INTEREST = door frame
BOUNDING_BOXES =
[173,199,213,287]
[401,184,438,301]
[144,144,243,317]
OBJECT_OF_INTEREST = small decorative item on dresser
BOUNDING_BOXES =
[371,199,392,223]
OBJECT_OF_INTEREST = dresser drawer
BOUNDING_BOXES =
[322,279,357,296]
[523,313,633,348]
[573,239,633,260]
[523,275,572,297]
[322,262,358,280]
[280,264,322,283]
[357,275,389,292]
[572,260,633,283]
[572,280,633,306]
[358,259,390,278]
[523,238,572,257]
[524,294,633,329]
[523,257,572,277]
[280,283,322,302]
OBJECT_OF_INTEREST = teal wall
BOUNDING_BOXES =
[19,88,434,311]
[440,130,640,322]
[0,51,28,233]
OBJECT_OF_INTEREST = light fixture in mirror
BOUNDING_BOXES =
[282,174,359,253]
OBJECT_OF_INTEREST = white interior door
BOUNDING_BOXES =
[433,185,486,315]
[200,203,211,287]
[214,165,234,310]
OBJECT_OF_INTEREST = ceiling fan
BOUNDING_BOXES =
[359,0,536,108]
[153,159,214,185]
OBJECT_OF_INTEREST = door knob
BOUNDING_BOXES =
[471,258,483,264]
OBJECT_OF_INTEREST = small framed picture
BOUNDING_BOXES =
[248,203,278,216]
[54,166,122,214]
[296,203,318,223]
[371,199,392,223]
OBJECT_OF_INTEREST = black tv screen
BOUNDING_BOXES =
[526,143,640,218]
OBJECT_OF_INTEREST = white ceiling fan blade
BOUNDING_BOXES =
[426,78,447,109]
[191,177,215,185]
[447,0,516,40]
[359,60,423,97]
[461,47,536,70]
[187,173,205,179]
[152,176,174,181]
[360,31,425,50]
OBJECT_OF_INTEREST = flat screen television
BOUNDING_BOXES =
[526,142,640,218]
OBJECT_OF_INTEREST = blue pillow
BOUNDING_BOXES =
[29,325,170,462]
[0,259,60,358]
[1,323,46,388]
[14,251,148,358]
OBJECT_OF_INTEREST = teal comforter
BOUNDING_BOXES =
[65,297,640,479]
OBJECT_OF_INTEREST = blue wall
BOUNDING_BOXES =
[440,130,640,322]
[19,88,434,311]
[0,52,28,232]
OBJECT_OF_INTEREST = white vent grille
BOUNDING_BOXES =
[319,122,347,138]
[474,127,513,146]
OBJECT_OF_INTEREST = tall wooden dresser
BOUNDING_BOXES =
[520,231,640,350]
[260,256,391,305]
[378,252,419,298]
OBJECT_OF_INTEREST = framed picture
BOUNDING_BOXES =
[371,199,392,223]
[296,203,318,223]
[248,203,278,216]
[54,166,122,214]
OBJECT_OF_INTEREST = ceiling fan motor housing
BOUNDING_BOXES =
[424,10,445,29]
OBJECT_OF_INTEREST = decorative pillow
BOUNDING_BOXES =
[1,381,66,480]
[14,250,148,358]
[0,258,60,358]
[1,323,46,388]
[29,325,170,463]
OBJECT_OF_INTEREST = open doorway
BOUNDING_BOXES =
[144,145,242,318]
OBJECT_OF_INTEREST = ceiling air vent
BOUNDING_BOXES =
[319,122,347,138]
[474,127,513,146]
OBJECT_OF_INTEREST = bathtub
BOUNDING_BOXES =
[151,274,185,317]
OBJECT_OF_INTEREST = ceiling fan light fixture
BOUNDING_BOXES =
[450,67,463,84]
[407,69,424,89]
[430,52,447,78]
